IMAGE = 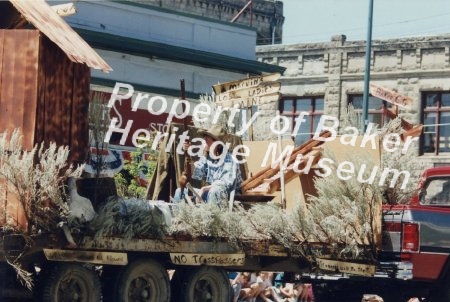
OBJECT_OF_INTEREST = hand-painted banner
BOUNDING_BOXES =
[170,253,245,266]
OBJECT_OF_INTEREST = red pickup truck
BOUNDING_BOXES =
[313,166,450,301]
[382,166,450,301]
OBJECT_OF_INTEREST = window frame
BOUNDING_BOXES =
[421,91,450,155]
[348,94,391,127]
[279,96,324,144]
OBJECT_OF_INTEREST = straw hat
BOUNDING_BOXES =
[198,124,227,141]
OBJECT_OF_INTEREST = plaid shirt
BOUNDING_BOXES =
[192,152,243,194]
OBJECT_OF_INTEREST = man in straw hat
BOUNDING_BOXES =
[183,124,243,205]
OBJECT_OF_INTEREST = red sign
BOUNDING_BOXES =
[369,84,413,108]
[93,91,190,147]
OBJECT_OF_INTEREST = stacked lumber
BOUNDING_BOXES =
[241,131,331,194]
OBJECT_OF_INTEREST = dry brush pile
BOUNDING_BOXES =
[89,116,423,265]
[0,129,83,288]
[167,117,422,262]
[0,130,83,234]
[0,111,424,285]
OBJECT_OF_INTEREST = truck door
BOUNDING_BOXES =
[417,177,450,251]
[409,176,450,280]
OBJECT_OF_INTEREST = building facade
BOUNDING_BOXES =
[133,0,284,45]
[63,0,284,175]
[256,34,450,167]
[65,0,283,137]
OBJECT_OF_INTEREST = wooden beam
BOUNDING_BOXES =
[241,131,330,192]
[385,107,414,130]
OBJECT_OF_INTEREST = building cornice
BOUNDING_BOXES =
[91,77,201,99]
[112,0,257,32]
[280,69,450,85]
[75,28,285,75]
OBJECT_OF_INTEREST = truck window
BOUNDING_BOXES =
[420,178,450,206]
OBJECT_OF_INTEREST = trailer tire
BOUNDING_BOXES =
[180,266,231,302]
[114,259,170,302]
[41,263,101,302]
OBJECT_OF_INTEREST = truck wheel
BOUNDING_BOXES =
[114,259,170,302]
[429,286,449,302]
[41,263,101,302]
[180,266,231,302]
[430,273,450,302]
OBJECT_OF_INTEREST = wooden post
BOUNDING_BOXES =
[277,110,286,209]
[177,79,192,200]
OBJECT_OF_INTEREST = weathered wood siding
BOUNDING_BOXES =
[36,32,90,165]
[0,29,91,232]
[0,30,39,150]
[0,29,90,165]
[0,179,27,232]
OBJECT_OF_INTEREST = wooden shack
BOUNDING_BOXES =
[0,0,112,231]
[0,0,111,164]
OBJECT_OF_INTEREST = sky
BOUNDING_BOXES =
[281,0,450,45]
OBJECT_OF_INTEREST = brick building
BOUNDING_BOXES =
[256,34,450,167]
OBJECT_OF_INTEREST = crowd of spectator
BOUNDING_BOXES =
[230,271,314,302]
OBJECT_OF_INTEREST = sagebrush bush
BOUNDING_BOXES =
[0,129,83,234]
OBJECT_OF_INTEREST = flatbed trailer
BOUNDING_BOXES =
[1,227,314,301]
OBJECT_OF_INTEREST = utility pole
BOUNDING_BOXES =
[362,0,374,132]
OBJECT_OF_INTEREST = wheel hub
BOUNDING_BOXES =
[129,276,152,301]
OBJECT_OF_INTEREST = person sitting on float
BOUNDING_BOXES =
[182,124,243,205]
